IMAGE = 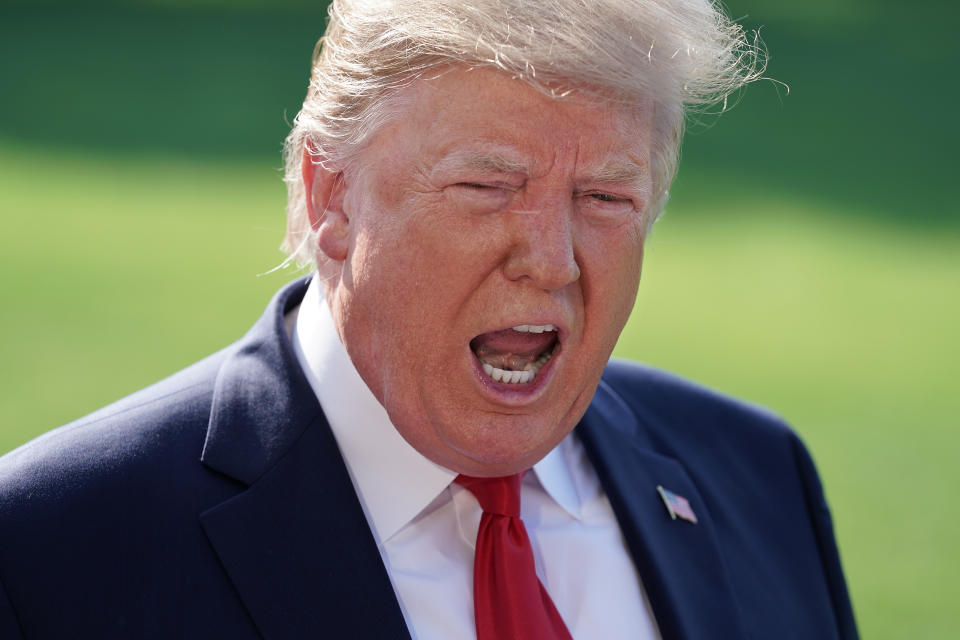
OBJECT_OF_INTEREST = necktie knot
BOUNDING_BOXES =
[455,472,523,518]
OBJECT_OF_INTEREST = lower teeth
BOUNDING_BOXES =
[479,350,553,385]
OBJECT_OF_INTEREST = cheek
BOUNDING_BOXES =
[401,211,508,301]
[348,216,460,352]
[582,226,644,334]
[615,239,645,317]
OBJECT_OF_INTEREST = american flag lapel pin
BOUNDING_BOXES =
[657,485,698,524]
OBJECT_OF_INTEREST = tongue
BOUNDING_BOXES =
[470,328,555,362]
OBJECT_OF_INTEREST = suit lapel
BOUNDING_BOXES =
[578,378,748,640]
[199,412,409,640]
[198,279,410,640]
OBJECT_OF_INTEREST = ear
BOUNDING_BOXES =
[302,142,350,262]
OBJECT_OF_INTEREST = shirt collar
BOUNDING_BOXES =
[291,277,584,542]
[532,437,585,521]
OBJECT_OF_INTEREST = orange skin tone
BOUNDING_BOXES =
[304,67,652,477]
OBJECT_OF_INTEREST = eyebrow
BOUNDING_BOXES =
[586,159,649,185]
[445,152,529,175]
[438,151,649,188]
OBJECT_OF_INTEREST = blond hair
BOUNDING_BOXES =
[282,0,763,267]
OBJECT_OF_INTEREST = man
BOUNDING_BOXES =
[0,0,858,638]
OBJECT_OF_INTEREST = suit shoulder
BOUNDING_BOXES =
[0,348,233,514]
[599,358,795,444]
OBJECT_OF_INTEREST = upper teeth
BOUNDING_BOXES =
[512,324,557,334]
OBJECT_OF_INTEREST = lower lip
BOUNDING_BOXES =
[470,344,561,406]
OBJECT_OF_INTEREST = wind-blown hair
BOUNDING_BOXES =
[282,0,763,268]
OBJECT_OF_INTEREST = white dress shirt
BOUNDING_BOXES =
[290,277,660,640]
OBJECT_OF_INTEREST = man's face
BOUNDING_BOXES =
[315,67,652,476]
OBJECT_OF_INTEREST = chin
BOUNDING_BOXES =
[435,412,571,475]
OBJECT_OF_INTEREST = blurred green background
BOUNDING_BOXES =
[1,0,957,636]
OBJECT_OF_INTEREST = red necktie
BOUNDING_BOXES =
[456,473,573,640]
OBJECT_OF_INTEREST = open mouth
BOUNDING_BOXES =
[469,324,559,385]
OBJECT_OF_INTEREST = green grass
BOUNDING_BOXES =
[0,144,291,437]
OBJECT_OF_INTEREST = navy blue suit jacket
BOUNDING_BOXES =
[0,279,857,639]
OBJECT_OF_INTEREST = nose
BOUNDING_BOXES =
[502,199,581,291]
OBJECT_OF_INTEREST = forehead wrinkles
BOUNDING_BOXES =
[396,70,651,183]
[535,107,651,183]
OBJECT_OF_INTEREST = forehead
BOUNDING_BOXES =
[370,67,653,175]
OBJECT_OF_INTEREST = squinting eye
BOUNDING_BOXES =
[448,182,514,212]
[589,193,627,203]
[450,182,514,201]
[578,191,640,225]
